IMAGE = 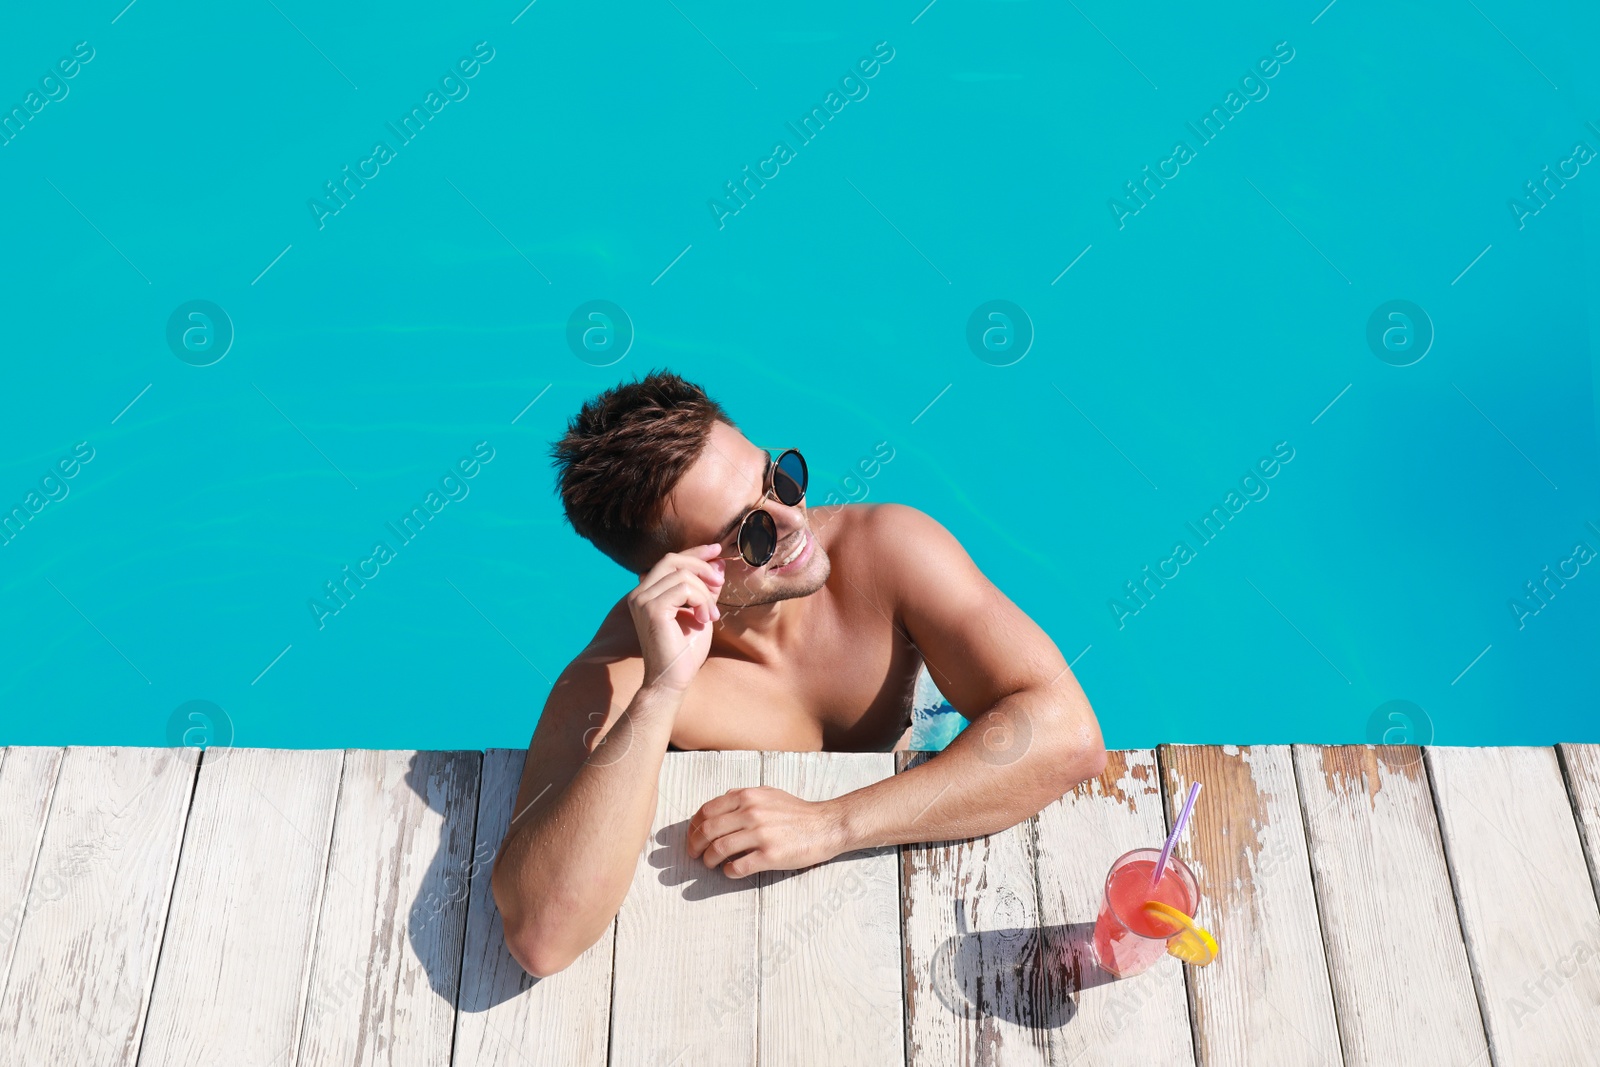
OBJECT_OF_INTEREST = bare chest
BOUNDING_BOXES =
[670,618,922,753]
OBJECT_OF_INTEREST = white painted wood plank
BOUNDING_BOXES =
[1291,745,1488,1066]
[1160,744,1341,1067]
[453,749,614,1067]
[1033,749,1195,1067]
[0,746,196,1067]
[757,752,903,1067]
[1430,746,1600,1065]
[610,750,761,1067]
[137,748,344,1067]
[1560,744,1600,903]
[899,751,1050,1067]
[0,747,65,999]
[295,750,480,1067]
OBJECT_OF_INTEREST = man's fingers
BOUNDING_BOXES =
[702,829,762,870]
[634,547,720,596]
[724,849,769,879]
[688,810,750,858]
[633,564,710,604]
[638,546,714,588]
[634,558,723,605]
[693,792,743,824]
[640,576,716,625]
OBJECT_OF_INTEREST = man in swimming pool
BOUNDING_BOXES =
[492,371,1105,977]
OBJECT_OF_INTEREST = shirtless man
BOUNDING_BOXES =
[492,371,1106,977]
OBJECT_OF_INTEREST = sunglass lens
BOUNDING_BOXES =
[740,510,778,567]
[773,450,807,507]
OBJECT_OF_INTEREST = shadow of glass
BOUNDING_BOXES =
[928,908,1124,1031]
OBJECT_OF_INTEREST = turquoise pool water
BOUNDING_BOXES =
[2,2,1596,752]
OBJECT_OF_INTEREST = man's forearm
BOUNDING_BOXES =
[492,684,680,976]
[834,688,1105,851]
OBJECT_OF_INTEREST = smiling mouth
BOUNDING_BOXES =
[773,530,808,569]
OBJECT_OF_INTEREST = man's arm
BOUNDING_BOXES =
[491,545,724,977]
[688,505,1104,875]
[833,505,1106,849]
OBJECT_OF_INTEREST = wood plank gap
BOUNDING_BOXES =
[1154,744,1204,1067]
[1287,748,1352,1067]
[755,758,766,1067]
[1421,748,1500,1067]
[602,912,619,1067]
[894,752,912,1067]
[128,746,204,1067]
[1423,747,1497,1065]
[0,748,66,1008]
[1555,745,1600,915]
[446,752,485,1067]
[897,837,911,1067]
[1023,811,1047,1059]
[286,749,349,1067]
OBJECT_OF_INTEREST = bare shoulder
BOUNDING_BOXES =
[550,597,647,721]
[831,502,973,578]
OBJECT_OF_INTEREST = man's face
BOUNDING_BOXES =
[663,421,831,608]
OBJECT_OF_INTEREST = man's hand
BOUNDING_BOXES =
[687,787,849,878]
[627,544,725,694]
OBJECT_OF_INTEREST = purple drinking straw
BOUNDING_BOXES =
[1153,781,1202,886]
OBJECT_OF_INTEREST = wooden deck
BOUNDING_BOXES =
[2,745,1599,1066]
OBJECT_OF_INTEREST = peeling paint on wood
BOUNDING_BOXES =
[0,745,1587,1065]
[1035,748,1194,1067]
[900,754,1050,1067]
[1160,744,1341,1066]
[1072,750,1162,817]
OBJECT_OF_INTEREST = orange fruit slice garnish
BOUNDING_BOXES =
[1142,900,1220,966]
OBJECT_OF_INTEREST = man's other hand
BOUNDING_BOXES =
[687,786,849,878]
[627,544,725,694]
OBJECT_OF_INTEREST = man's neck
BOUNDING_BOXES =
[709,595,807,664]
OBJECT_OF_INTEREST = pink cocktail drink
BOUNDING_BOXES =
[1092,847,1199,978]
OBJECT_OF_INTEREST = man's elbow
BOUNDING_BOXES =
[1075,737,1108,782]
[503,920,579,979]
[493,865,581,979]
[489,870,601,979]
[1045,719,1107,794]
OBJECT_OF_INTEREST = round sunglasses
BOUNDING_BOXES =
[718,448,808,567]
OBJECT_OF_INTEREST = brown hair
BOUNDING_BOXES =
[551,370,733,572]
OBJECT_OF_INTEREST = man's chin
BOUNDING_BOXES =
[722,548,831,608]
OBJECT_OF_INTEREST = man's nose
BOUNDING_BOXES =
[770,498,806,536]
